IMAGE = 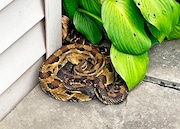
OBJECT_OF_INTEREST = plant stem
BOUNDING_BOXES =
[77,8,103,24]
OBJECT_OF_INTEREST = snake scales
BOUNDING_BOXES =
[38,16,129,105]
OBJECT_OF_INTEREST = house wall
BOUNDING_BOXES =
[0,0,61,121]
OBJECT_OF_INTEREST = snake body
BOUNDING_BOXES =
[38,16,128,105]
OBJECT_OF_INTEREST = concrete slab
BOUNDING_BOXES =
[0,83,179,129]
[148,39,180,83]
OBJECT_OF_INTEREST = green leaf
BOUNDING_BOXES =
[134,0,179,36]
[144,23,159,46]
[73,11,102,44]
[63,0,79,21]
[77,8,102,26]
[110,44,149,91]
[167,2,180,40]
[146,22,166,42]
[168,19,180,39]
[79,0,102,16]
[102,0,151,55]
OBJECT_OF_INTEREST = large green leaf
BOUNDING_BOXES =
[102,0,151,55]
[110,45,149,91]
[79,0,102,16]
[63,0,79,20]
[134,0,179,36]
[73,11,102,44]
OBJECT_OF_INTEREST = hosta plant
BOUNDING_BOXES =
[63,0,180,90]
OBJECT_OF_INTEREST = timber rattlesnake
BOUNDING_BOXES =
[38,16,129,105]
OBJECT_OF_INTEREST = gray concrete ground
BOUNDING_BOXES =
[0,39,180,129]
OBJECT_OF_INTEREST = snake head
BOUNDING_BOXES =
[80,86,95,99]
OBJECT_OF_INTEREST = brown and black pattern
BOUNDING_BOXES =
[39,42,129,104]
[38,16,129,105]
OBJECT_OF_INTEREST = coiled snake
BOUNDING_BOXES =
[38,16,129,105]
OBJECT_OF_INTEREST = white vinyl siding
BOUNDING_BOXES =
[0,0,62,121]
[0,0,44,54]
[0,22,45,95]
[0,0,13,11]
[0,0,45,95]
